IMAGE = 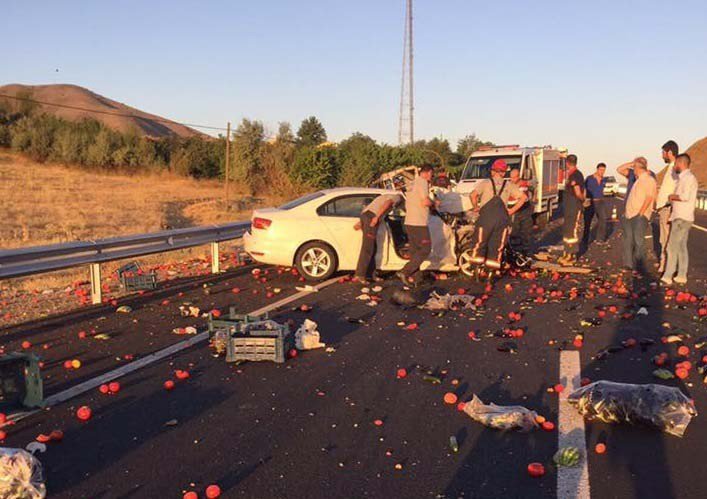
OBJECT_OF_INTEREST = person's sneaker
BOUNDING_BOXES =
[354,276,370,285]
[660,276,673,286]
[674,276,687,284]
[371,274,385,283]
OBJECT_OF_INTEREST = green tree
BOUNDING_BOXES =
[86,128,118,166]
[337,133,380,187]
[456,133,494,159]
[276,121,294,143]
[296,116,327,147]
[290,145,340,188]
[231,118,265,194]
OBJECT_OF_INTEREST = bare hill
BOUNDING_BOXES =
[0,83,204,139]
[685,137,707,188]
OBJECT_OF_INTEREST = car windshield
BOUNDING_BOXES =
[604,176,616,183]
[278,191,325,210]
[460,156,522,180]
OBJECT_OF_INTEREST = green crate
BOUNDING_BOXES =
[225,319,292,364]
[118,261,158,292]
[0,353,43,409]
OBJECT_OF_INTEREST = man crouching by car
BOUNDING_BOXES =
[354,191,404,285]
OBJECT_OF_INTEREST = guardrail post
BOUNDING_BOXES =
[211,242,220,274]
[89,263,102,304]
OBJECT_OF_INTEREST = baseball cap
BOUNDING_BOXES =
[491,159,508,172]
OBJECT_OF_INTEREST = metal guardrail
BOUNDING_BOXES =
[0,221,251,304]
[697,189,707,211]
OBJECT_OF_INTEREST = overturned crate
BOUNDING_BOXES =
[208,310,292,363]
[118,262,157,292]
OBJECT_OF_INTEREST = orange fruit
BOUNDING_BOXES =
[443,392,458,405]
[595,443,607,454]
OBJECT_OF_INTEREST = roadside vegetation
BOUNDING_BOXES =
[0,91,493,198]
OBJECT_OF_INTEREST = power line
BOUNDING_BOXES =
[0,92,229,132]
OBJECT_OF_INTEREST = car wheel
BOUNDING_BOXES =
[295,242,338,281]
[458,249,475,277]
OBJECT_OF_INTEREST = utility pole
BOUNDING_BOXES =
[398,0,414,145]
[224,121,231,208]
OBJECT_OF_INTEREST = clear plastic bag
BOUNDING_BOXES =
[567,381,697,437]
[422,291,477,311]
[463,394,539,431]
[0,447,46,498]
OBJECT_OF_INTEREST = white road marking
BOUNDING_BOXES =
[6,274,341,424]
[557,350,591,499]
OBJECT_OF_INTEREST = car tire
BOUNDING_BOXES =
[295,242,338,282]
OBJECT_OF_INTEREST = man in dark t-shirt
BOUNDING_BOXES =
[560,154,585,265]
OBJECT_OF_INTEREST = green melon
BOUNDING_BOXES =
[554,446,581,467]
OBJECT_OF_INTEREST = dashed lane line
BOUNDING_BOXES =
[6,275,341,424]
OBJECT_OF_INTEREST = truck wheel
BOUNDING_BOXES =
[295,242,338,282]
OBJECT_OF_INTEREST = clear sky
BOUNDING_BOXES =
[4,0,707,174]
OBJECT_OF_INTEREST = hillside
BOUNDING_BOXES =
[685,136,707,188]
[0,83,204,139]
[0,150,279,250]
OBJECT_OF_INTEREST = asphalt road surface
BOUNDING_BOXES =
[1,197,705,499]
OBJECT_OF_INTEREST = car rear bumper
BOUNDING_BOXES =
[243,230,293,267]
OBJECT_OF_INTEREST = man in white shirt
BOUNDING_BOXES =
[397,164,438,285]
[661,153,698,285]
[655,140,679,272]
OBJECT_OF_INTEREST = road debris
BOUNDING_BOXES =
[462,394,538,431]
[295,319,325,350]
[422,291,477,311]
[554,446,581,467]
[0,447,46,498]
[568,381,697,437]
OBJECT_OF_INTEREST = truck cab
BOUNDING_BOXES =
[454,145,566,221]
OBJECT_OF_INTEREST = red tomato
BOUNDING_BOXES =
[205,485,221,498]
[527,462,545,477]
[76,406,92,421]
[164,380,175,390]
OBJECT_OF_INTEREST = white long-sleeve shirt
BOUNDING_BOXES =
[655,163,677,209]
[669,169,698,222]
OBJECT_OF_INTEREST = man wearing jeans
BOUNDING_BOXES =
[661,153,698,285]
[583,163,609,246]
[655,140,679,272]
[621,157,656,271]
[397,164,437,286]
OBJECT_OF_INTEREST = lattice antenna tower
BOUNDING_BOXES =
[398,0,414,145]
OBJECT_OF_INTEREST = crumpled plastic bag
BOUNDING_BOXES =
[0,447,46,498]
[295,319,325,350]
[463,394,538,431]
[422,291,476,311]
[567,381,697,437]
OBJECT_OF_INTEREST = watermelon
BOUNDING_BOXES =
[553,447,581,467]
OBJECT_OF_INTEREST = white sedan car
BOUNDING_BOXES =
[243,187,457,281]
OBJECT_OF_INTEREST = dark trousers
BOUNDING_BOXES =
[470,216,510,269]
[562,202,582,255]
[622,215,649,270]
[511,208,533,254]
[355,211,377,279]
[402,225,431,278]
[583,199,608,243]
